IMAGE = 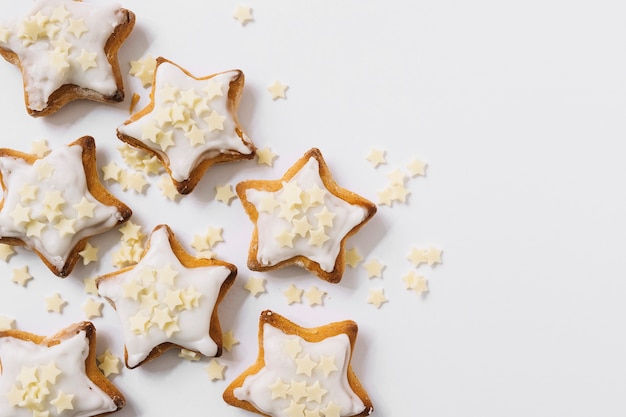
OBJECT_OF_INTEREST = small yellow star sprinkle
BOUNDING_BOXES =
[222,330,240,352]
[283,284,303,305]
[367,288,388,309]
[83,277,99,295]
[11,266,32,287]
[233,5,253,25]
[79,242,99,265]
[129,54,157,87]
[256,147,278,166]
[0,315,15,330]
[215,184,236,204]
[366,148,386,168]
[82,298,103,319]
[363,258,384,279]
[304,286,326,306]
[345,247,362,268]
[267,80,288,100]
[244,276,266,297]
[0,243,15,262]
[97,350,120,377]
[206,358,227,381]
[45,293,66,313]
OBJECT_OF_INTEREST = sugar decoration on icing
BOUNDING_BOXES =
[0,137,131,276]
[225,311,372,417]
[0,323,124,417]
[237,148,376,283]
[97,224,236,368]
[117,58,255,194]
[0,0,134,113]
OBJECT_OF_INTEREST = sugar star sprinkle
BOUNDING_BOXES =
[97,350,121,377]
[363,259,384,279]
[304,286,326,306]
[215,184,236,204]
[257,147,278,166]
[129,54,157,87]
[366,148,386,168]
[0,137,132,277]
[45,293,66,313]
[345,247,363,268]
[82,298,103,319]
[237,148,377,283]
[233,5,253,25]
[224,310,373,417]
[367,288,388,309]
[283,284,303,305]
[206,358,227,381]
[222,330,240,352]
[97,224,237,368]
[244,276,266,297]
[267,80,288,100]
[11,266,32,287]
[0,315,14,331]
[0,322,125,415]
[0,0,135,116]
[117,58,255,194]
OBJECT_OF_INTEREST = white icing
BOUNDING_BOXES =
[233,324,366,417]
[97,227,232,368]
[0,144,124,272]
[245,157,369,272]
[0,0,126,111]
[0,330,118,417]
[117,61,254,182]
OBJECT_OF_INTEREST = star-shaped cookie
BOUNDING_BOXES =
[116,57,256,194]
[96,224,237,368]
[236,148,377,283]
[0,321,125,417]
[0,136,132,277]
[223,310,373,417]
[0,0,135,116]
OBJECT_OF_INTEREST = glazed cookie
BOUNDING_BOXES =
[223,310,373,417]
[0,321,125,417]
[96,224,237,368]
[236,148,377,283]
[0,0,135,116]
[0,136,132,277]
[116,57,256,194]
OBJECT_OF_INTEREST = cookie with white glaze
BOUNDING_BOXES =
[0,136,132,277]
[116,57,256,194]
[223,310,374,417]
[0,0,135,117]
[236,148,377,283]
[0,321,125,417]
[96,224,237,368]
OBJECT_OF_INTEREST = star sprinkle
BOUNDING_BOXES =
[345,247,362,268]
[222,330,240,352]
[267,80,288,100]
[283,284,303,305]
[11,266,32,287]
[0,243,15,262]
[304,286,326,306]
[257,147,278,166]
[83,277,98,295]
[215,184,236,204]
[0,322,125,415]
[0,315,15,331]
[82,298,103,319]
[407,245,443,267]
[129,54,157,87]
[0,137,132,277]
[97,224,237,368]
[44,293,66,313]
[158,175,181,201]
[407,157,427,177]
[233,5,253,25]
[117,58,255,194]
[78,242,99,265]
[206,359,227,381]
[236,148,377,283]
[244,276,266,297]
[0,0,135,116]
[403,271,429,296]
[363,258,384,279]
[30,139,51,158]
[366,148,386,168]
[96,350,120,377]
[224,310,373,417]
[367,288,388,309]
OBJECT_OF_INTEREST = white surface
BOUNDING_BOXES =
[0,0,625,416]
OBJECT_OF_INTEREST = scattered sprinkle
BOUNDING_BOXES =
[222,330,240,352]
[367,288,388,309]
[205,358,227,381]
[267,80,288,100]
[233,5,253,25]
[0,315,15,330]
[44,293,66,313]
[407,157,427,177]
[403,271,429,295]
[79,242,99,265]
[363,258,384,279]
[158,175,181,201]
[30,139,51,158]
[97,350,121,377]
[83,277,99,295]
[0,243,15,262]
[283,284,303,305]
[345,247,362,268]
[304,286,326,306]
[215,184,236,204]
[82,298,103,319]
[407,245,443,267]
[256,147,278,166]
[129,54,157,87]
[366,148,386,168]
[244,276,266,297]
[11,266,32,287]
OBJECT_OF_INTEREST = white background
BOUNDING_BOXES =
[0,0,625,415]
